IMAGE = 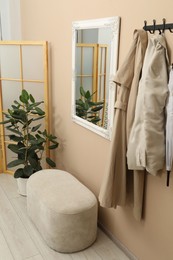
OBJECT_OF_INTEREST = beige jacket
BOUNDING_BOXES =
[99,30,148,220]
[127,34,169,175]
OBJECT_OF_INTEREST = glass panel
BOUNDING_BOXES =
[101,48,106,73]
[83,47,93,75]
[97,76,101,100]
[83,77,92,93]
[2,81,22,111]
[82,29,98,44]
[75,77,93,99]
[75,47,81,75]
[98,75,105,100]
[75,77,82,100]
[0,45,20,78]
[6,143,19,172]
[98,49,101,75]
[22,45,44,80]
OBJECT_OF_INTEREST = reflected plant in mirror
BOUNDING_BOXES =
[72,17,120,139]
[76,86,104,125]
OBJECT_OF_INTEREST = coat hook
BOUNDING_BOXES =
[144,20,147,31]
[169,28,173,33]
[149,19,156,34]
[162,18,166,33]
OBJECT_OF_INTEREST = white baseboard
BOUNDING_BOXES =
[98,222,138,260]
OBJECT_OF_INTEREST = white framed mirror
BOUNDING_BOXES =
[72,16,120,139]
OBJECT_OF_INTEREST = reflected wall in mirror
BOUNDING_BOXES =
[72,17,120,139]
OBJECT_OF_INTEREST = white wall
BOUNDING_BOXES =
[0,0,21,40]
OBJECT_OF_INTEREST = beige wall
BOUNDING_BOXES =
[21,1,173,259]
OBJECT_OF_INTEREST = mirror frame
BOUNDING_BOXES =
[72,16,120,140]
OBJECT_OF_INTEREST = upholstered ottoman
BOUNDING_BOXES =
[27,169,98,253]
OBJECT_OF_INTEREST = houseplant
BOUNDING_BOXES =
[0,89,58,195]
[76,86,104,125]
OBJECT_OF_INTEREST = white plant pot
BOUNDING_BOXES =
[17,177,28,196]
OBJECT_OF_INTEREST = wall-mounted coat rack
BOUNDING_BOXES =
[143,18,173,34]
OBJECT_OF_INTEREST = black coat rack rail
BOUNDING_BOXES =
[143,18,173,34]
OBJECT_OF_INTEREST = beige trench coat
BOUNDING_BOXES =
[99,30,148,220]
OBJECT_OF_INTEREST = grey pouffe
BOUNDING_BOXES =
[27,169,98,253]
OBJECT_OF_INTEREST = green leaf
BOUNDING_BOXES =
[8,109,12,115]
[6,127,21,136]
[87,115,96,119]
[39,129,47,136]
[88,101,104,106]
[22,89,29,98]
[85,90,91,99]
[27,134,36,140]
[12,105,19,110]
[48,143,59,149]
[20,95,28,104]
[76,100,85,107]
[9,135,23,142]
[23,165,34,177]
[14,168,25,178]
[50,135,57,140]
[12,109,27,122]
[35,133,41,139]
[28,144,44,153]
[7,159,25,168]
[48,134,57,141]
[27,118,34,125]
[46,157,56,167]
[91,118,101,123]
[18,152,25,160]
[80,86,86,97]
[8,144,24,154]
[0,119,11,125]
[91,106,103,112]
[29,138,45,145]
[29,101,44,109]
[32,116,45,121]
[28,157,38,169]
[35,107,45,116]
[14,100,21,105]
[20,89,29,104]
[84,102,89,111]
[29,94,35,103]
[31,124,41,132]
[2,112,11,118]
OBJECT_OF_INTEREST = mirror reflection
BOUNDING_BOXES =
[72,17,120,139]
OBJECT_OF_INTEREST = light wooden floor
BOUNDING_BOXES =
[0,173,130,260]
